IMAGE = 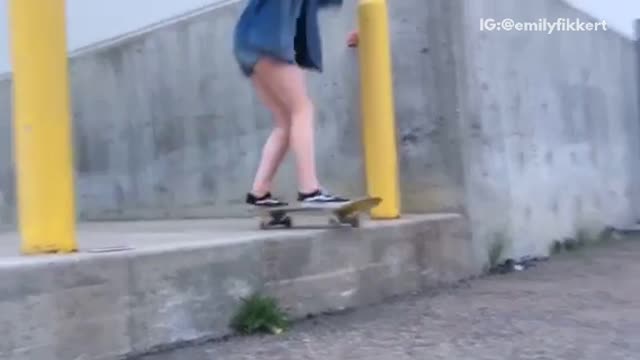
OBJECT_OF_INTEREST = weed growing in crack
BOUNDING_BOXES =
[230,293,289,335]
[488,232,507,268]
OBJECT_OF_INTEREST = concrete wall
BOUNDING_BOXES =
[0,215,474,360]
[0,0,366,223]
[0,0,231,73]
[389,0,468,214]
[0,0,638,264]
[455,0,640,260]
[0,0,466,222]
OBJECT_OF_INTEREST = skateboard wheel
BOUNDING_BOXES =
[282,216,292,228]
[347,216,360,228]
[259,221,269,230]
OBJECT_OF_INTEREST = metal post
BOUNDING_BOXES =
[357,0,401,219]
[9,0,77,254]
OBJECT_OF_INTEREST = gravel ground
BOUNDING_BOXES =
[140,237,640,360]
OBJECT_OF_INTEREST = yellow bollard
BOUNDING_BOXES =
[357,0,401,219]
[9,0,77,254]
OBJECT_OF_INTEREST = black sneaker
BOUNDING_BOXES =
[246,192,288,207]
[297,189,349,208]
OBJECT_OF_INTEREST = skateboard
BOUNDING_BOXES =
[250,196,382,229]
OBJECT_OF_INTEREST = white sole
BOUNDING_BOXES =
[299,201,349,209]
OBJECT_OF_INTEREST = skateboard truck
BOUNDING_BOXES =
[260,209,293,229]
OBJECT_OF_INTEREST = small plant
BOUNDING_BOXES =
[598,226,615,243]
[562,237,579,251]
[576,228,596,245]
[549,227,610,255]
[488,233,507,268]
[230,293,289,335]
[550,239,564,254]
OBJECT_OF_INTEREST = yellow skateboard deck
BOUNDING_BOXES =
[250,196,382,229]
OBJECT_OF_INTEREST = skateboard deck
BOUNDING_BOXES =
[250,196,382,229]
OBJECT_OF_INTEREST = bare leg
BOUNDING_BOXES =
[250,74,291,196]
[253,57,320,194]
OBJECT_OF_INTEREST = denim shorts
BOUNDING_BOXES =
[232,0,305,77]
[233,45,296,77]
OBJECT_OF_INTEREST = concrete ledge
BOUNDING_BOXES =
[0,214,478,360]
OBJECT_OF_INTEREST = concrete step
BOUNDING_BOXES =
[0,214,478,360]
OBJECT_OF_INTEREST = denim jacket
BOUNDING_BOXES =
[233,0,343,75]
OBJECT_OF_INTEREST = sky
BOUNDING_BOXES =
[565,0,640,35]
[0,0,639,74]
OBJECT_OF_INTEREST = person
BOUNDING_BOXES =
[233,0,357,208]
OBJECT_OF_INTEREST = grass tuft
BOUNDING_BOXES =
[230,293,289,335]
